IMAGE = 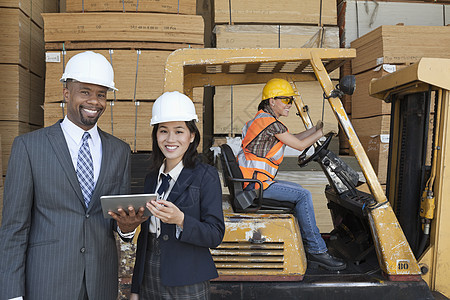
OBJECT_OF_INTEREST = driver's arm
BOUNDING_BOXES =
[293,127,318,140]
[293,120,323,140]
[275,127,323,151]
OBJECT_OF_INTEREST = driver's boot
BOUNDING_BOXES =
[307,251,347,271]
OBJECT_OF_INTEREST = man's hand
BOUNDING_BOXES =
[109,206,149,233]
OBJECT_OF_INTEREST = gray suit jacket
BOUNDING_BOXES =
[0,120,131,300]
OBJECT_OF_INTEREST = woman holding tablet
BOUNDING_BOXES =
[130,91,225,300]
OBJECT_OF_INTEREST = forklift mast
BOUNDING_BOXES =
[370,58,450,297]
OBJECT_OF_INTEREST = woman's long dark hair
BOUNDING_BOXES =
[258,99,270,111]
[150,120,200,171]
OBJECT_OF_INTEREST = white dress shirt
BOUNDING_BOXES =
[60,116,102,185]
[150,160,184,238]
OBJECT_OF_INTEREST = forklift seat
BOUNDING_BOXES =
[219,144,295,213]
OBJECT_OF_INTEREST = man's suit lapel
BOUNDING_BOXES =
[167,167,195,206]
[47,121,85,206]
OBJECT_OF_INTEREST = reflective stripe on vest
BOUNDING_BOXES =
[238,110,286,190]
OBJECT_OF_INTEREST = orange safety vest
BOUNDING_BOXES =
[238,110,286,190]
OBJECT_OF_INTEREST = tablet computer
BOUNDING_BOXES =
[100,193,156,218]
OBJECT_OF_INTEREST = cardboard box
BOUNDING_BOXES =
[0,8,45,77]
[65,0,195,14]
[352,115,390,137]
[352,64,399,119]
[45,50,172,102]
[351,25,450,74]
[214,0,337,25]
[214,25,339,49]
[0,0,59,28]
[213,24,340,80]
[360,134,389,184]
[0,65,44,126]
[338,0,447,48]
[42,13,204,46]
[0,121,40,176]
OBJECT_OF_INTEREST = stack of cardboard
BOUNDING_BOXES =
[214,0,337,25]
[337,0,449,155]
[338,0,449,48]
[212,0,340,143]
[0,0,59,177]
[349,25,450,184]
[42,2,205,152]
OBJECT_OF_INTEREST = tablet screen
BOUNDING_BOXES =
[100,193,156,218]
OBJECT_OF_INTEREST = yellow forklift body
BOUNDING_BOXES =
[163,48,420,279]
[211,198,306,280]
[370,58,450,297]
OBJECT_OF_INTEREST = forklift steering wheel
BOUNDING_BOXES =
[297,133,333,167]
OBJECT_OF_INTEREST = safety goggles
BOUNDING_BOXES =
[275,96,294,105]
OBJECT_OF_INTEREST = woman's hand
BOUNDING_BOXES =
[315,120,323,131]
[147,199,185,228]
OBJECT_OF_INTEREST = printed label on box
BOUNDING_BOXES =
[382,64,397,73]
[46,52,61,63]
[380,134,389,143]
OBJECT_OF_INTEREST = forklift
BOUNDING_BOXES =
[160,48,447,299]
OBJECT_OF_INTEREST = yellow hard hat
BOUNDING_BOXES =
[262,78,297,100]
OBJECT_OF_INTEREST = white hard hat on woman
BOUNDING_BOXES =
[150,91,198,125]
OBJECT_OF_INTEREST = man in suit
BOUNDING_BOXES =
[0,51,147,300]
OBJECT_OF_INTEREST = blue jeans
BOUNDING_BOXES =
[263,180,328,254]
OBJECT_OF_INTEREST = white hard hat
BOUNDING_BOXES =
[151,91,198,125]
[60,51,117,91]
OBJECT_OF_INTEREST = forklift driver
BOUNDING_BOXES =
[237,78,346,271]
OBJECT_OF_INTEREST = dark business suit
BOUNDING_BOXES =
[0,120,131,300]
[131,162,225,292]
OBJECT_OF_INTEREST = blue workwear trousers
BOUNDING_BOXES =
[263,180,328,254]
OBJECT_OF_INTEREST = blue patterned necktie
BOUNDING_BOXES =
[77,132,94,207]
[157,174,171,196]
